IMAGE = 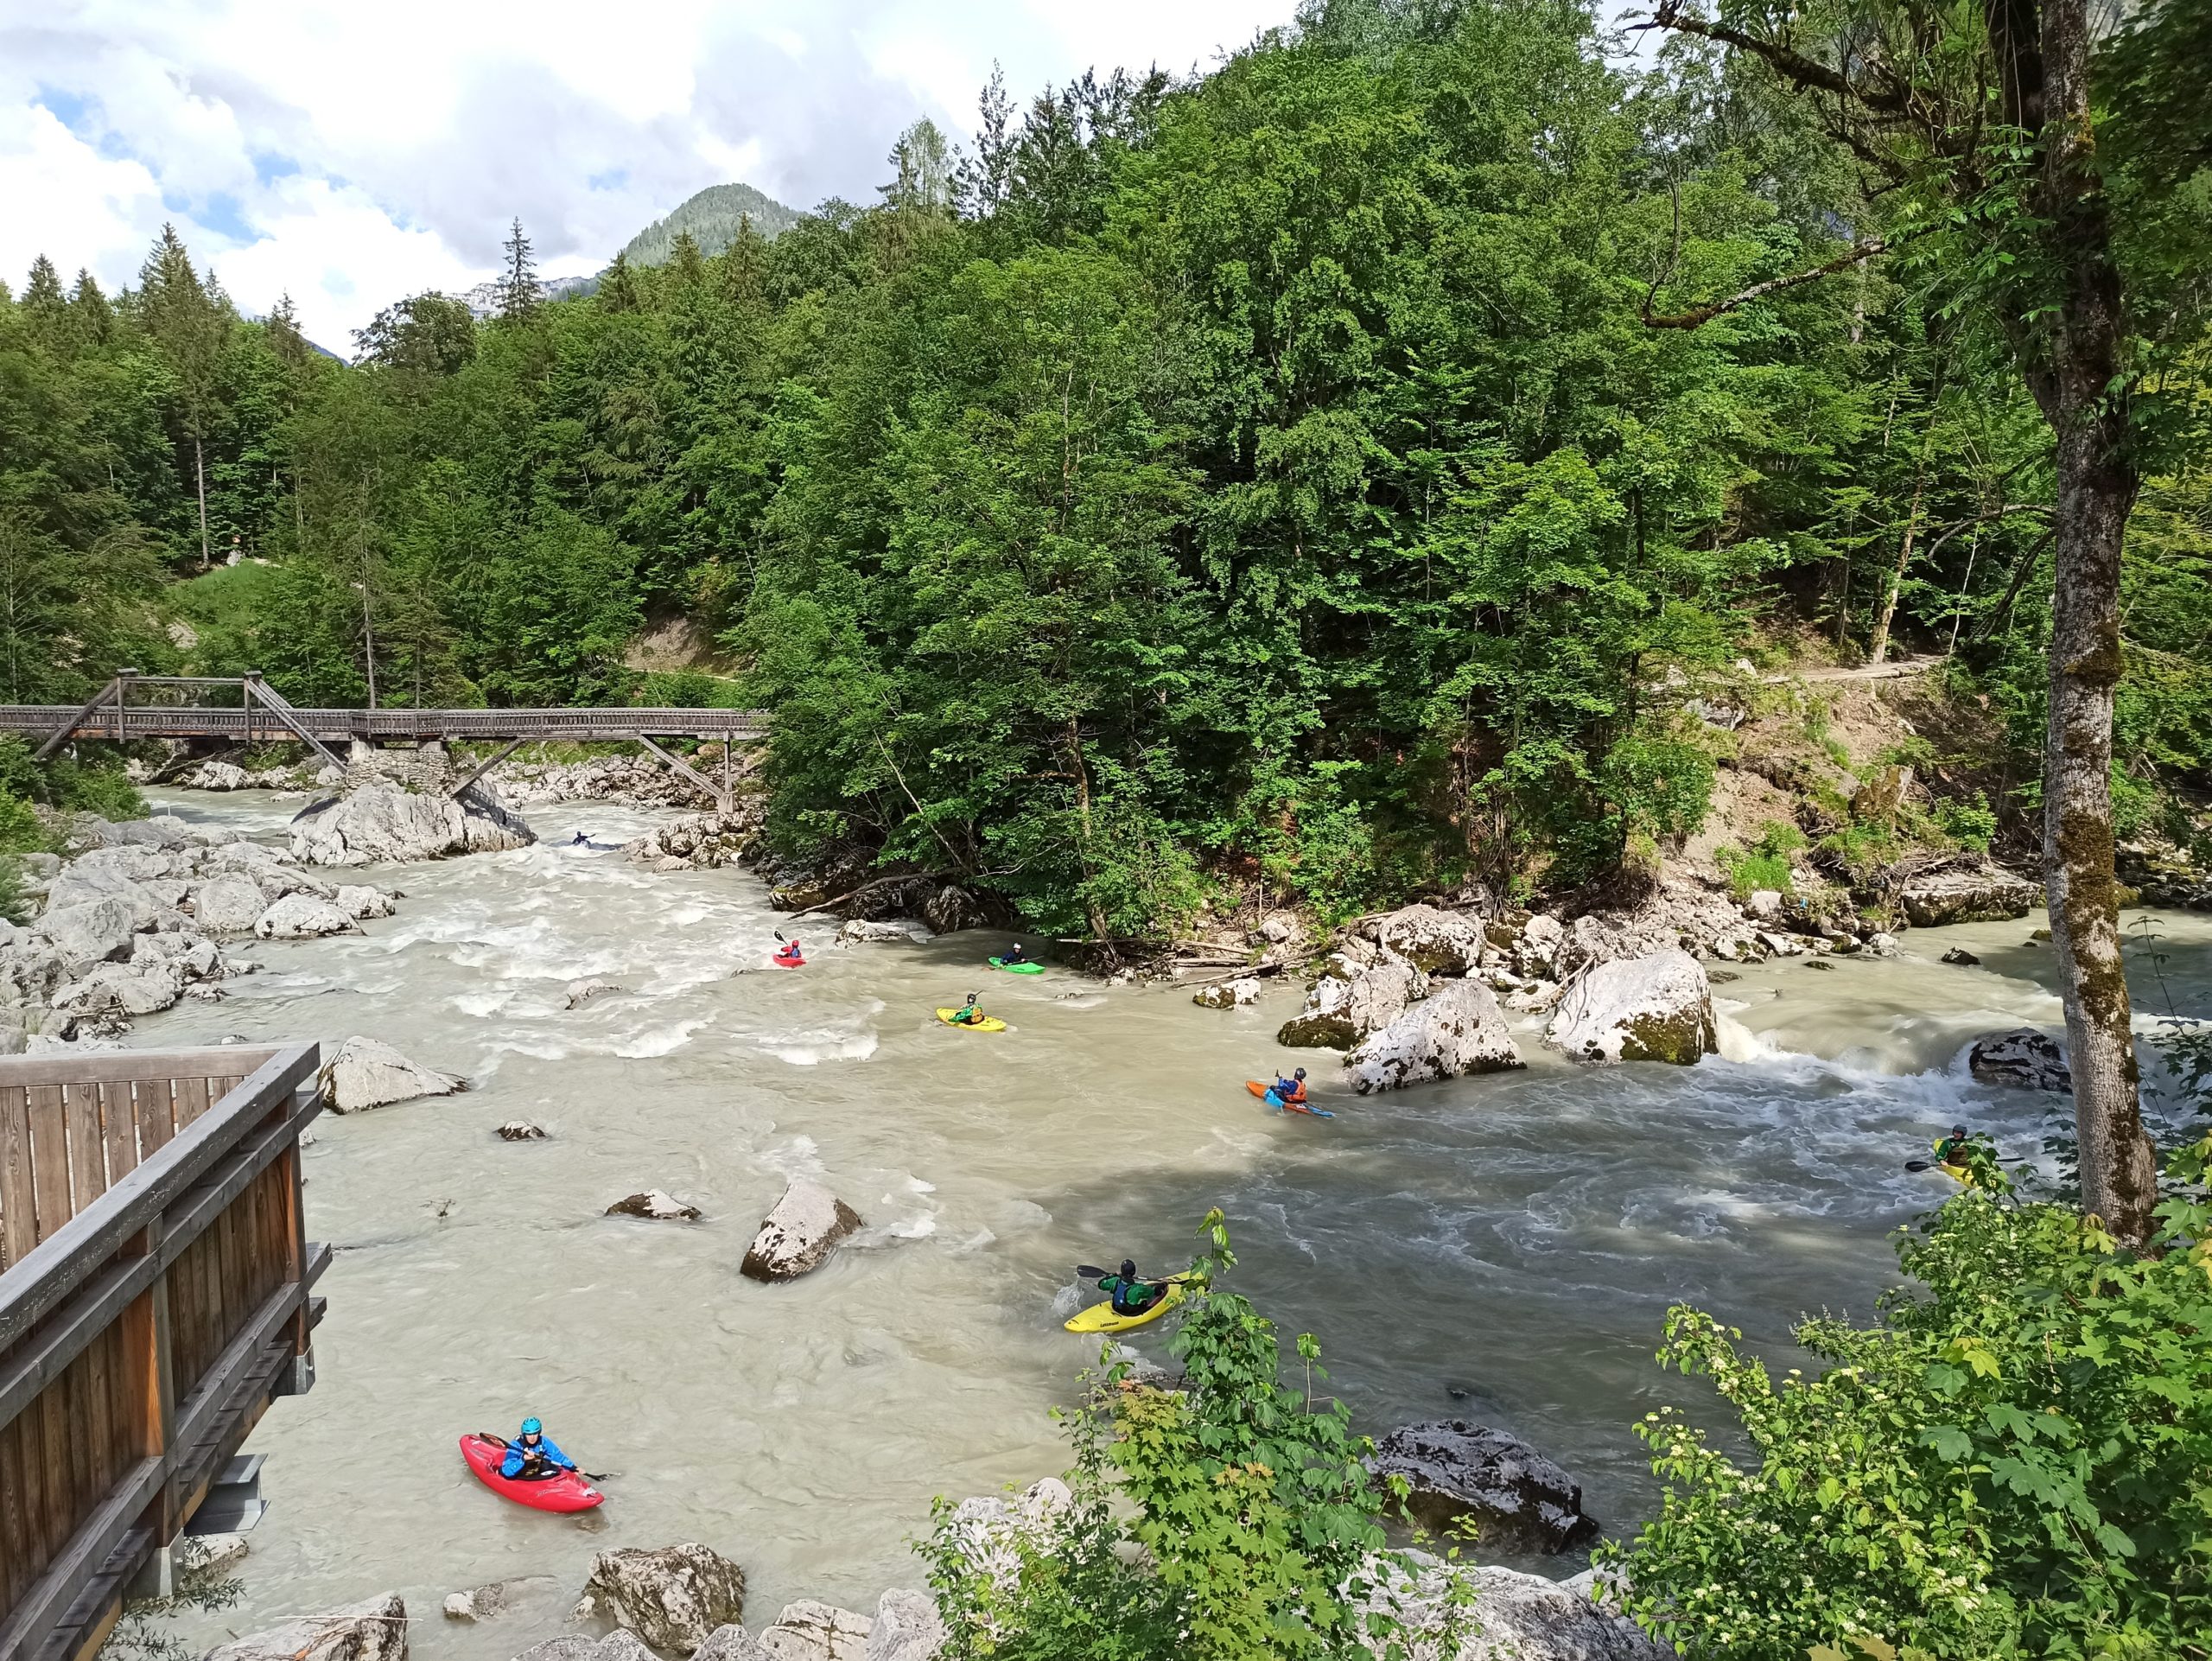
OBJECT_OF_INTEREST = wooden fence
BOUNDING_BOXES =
[0,1046,326,1661]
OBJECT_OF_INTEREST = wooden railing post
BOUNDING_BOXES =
[118,1218,176,1598]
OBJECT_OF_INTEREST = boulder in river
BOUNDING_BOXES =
[1277,957,1424,1048]
[1969,1028,2072,1092]
[756,1601,873,1661]
[1367,1420,1599,1555]
[203,1592,409,1661]
[1895,856,2040,927]
[255,893,360,939]
[497,1119,549,1141]
[837,918,934,945]
[1343,978,1523,1094]
[582,1543,747,1653]
[323,1035,466,1113]
[741,1180,862,1282]
[690,1629,772,1661]
[334,883,398,920]
[565,978,625,1009]
[864,1592,944,1661]
[607,1189,702,1221]
[192,874,272,936]
[50,964,185,1021]
[1941,945,1981,966]
[1192,975,1262,1009]
[1545,948,1716,1066]
[35,896,135,973]
[290,780,534,866]
[943,1478,1073,1599]
[1355,1556,1669,1661]
[1364,904,1490,977]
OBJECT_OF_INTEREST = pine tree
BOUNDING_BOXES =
[715,214,770,315]
[666,230,706,292]
[265,292,312,366]
[497,217,541,321]
[22,256,65,316]
[69,270,112,346]
[137,223,232,569]
[599,251,641,313]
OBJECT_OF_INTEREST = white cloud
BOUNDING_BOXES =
[0,0,1293,351]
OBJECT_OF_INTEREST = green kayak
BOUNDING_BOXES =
[989,957,1045,975]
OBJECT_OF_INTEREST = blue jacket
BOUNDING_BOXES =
[500,1432,575,1479]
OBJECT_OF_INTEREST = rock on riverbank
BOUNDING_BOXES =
[580,1544,747,1652]
[1367,1420,1601,1555]
[1545,950,1716,1066]
[203,1592,409,1661]
[290,781,533,866]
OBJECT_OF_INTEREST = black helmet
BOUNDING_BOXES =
[1294,1067,1306,1080]
[1120,1258,1137,1280]
[1952,1124,1968,1138]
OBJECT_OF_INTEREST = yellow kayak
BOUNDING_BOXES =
[936,1008,1007,1033]
[1065,1281,1185,1334]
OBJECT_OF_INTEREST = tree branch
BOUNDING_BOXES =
[1643,239,1889,329]
[1643,5,1911,113]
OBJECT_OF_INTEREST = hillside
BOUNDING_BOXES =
[619,182,801,264]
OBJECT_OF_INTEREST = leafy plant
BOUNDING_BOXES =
[1931,792,1998,852]
[1716,821,1808,901]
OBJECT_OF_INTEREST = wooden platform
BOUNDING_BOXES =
[0,1045,326,1661]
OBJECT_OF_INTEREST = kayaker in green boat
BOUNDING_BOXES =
[1000,941,1031,965]
[950,990,988,1026]
[1096,1259,1165,1317]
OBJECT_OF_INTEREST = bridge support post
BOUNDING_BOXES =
[637,735,732,814]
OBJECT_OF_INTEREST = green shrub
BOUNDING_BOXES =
[1605,1143,2212,1659]
[1818,822,1897,886]
[636,667,748,709]
[918,1212,1452,1660]
[0,735,145,822]
[1715,821,1807,901]
[1932,792,1998,852]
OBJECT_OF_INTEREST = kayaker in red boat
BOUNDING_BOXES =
[499,1416,576,1480]
[774,938,804,964]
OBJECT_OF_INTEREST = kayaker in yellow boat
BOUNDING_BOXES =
[1933,1124,1973,1171]
[1096,1258,1166,1318]
[950,990,989,1026]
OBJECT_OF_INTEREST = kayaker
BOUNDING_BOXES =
[1933,1124,1972,1167]
[1096,1258,1164,1317]
[774,939,804,964]
[499,1416,576,1481]
[951,990,988,1025]
[1269,1068,1309,1108]
[1001,941,1030,964]
[571,830,589,846]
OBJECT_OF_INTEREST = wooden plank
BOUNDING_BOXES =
[0,1454,162,1661]
[1,1412,29,1616]
[27,1086,68,1247]
[2,1083,33,1271]
[98,1085,136,1187]
[169,1076,207,1138]
[169,1275,303,1459]
[0,1051,280,1090]
[61,1085,105,1219]
[0,1255,158,1429]
[0,1047,317,1351]
[137,1081,172,1155]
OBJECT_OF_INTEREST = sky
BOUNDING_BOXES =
[1,1,1298,350]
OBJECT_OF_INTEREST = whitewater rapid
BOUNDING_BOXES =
[127,790,2211,1657]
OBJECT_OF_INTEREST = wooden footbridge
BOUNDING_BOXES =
[0,1044,325,1661]
[3,673,770,813]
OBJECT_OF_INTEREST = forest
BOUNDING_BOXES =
[2,0,2207,948]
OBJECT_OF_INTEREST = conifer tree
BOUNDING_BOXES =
[137,224,232,569]
[69,270,112,346]
[665,230,706,291]
[598,251,641,313]
[497,216,540,321]
[265,292,312,366]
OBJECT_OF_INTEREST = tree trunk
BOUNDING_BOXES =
[2036,0,2158,1244]
[1866,450,1929,665]
[194,438,210,571]
[1066,717,1112,944]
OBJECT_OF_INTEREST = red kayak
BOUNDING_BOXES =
[459,1433,602,1512]
[772,950,804,969]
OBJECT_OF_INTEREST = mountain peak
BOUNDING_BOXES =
[620,182,803,266]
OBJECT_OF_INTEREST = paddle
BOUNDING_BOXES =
[1904,1156,2030,1173]
[478,1431,616,1483]
[1075,1265,1195,1286]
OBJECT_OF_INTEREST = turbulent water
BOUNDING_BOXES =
[127,789,2212,1658]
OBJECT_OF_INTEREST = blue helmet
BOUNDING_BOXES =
[520,1416,543,1435]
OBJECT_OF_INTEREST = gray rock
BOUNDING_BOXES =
[35,896,136,973]
[334,884,397,920]
[1969,1028,2072,1092]
[1546,949,1716,1066]
[201,1593,409,1661]
[192,875,273,936]
[50,964,184,1021]
[1897,859,2040,928]
[943,1479,1073,1598]
[1278,957,1424,1048]
[188,761,255,791]
[921,884,986,935]
[1356,1556,1669,1660]
[588,1634,658,1661]
[44,863,162,926]
[583,1543,747,1654]
[255,893,360,939]
[691,1629,771,1661]
[607,1189,702,1221]
[1367,904,1490,977]
[1368,1421,1599,1555]
[1866,932,1902,957]
[565,978,626,1009]
[0,939,69,1008]
[289,780,535,866]
[864,1593,943,1661]
[1255,908,1303,944]
[1513,913,1564,978]
[511,1641,595,1661]
[1344,978,1523,1094]
[175,1532,248,1574]
[323,1034,466,1113]
[1192,976,1262,1009]
[757,1601,873,1661]
[837,919,934,945]
[741,1180,862,1282]
[1941,945,1981,967]
[442,1581,525,1622]
[498,1119,550,1141]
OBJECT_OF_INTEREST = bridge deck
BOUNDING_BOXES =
[0,1046,324,1661]
[0,705,766,744]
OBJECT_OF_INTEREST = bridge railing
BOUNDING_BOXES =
[0,701,768,746]
[0,1045,325,1661]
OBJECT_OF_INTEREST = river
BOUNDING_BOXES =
[124,789,2212,1657]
